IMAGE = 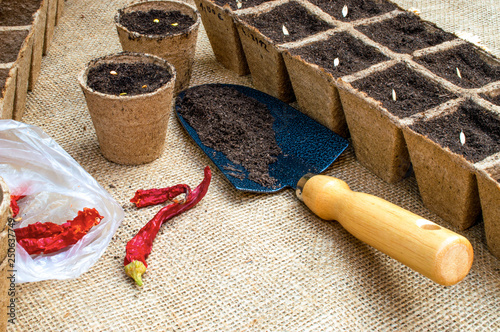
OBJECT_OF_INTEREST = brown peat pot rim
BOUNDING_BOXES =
[78,51,176,99]
[114,0,201,40]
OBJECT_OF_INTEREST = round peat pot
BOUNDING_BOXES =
[78,52,176,165]
[115,0,201,93]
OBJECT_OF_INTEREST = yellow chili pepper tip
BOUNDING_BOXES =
[125,260,147,287]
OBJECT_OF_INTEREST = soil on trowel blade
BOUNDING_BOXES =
[118,9,195,35]
[177,84,282,188]
[86,62,173,96]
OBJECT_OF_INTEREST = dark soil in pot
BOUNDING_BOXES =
[177,84,281,188]
[86,63,173,96]
[309,0,397,22]
[289,31,389,76]
[117,9,196,35]
[214,0,272,10]
[242,1,334,44]
[350,62,457,118]
[356,12,455,54]
[415,43,500,89]
[0,0,42,26]
[0,30,29,63]
[410,99,500,163]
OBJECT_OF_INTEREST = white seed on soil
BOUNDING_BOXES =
[110,70,118,75]
[333,58,340,67]
[282,25,289,36]
[171,22,179,26]
[153,18,160,23]
[342,5,348,17]
[392,89,397,101]
[236,0,242,8]
[460,131,466,145]
[456,67,462,79]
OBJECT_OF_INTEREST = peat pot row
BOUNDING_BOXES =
[0,0,64,120]
[196,0,500,258]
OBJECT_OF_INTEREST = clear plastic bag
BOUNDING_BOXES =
[0,120,124,283]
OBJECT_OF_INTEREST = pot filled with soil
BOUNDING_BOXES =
[355,12,456,55]
[0,28,32,121]
[337,61,458,183]
[78,52,176,165]
[234,0,335,102]
[0,0,48,91]
[115,0,200,94]
[193,0,268,76]
[308,0,397,22]
[403,98,500,230]
[282,30,390,136]
[415,42,500,90]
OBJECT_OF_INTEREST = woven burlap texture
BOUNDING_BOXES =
[8,0,500,331]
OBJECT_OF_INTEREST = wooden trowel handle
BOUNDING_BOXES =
[297,174,473,286]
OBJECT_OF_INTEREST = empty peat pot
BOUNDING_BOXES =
[114,0,201,93]
[78,52,176,165]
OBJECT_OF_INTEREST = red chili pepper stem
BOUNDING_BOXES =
[124,166,211,286]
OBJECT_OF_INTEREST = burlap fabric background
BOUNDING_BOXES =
[8,0,500,330]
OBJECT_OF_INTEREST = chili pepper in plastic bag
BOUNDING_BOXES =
[124,166,211,286]
[130,184,191,208]
[15,208,103,255]
[10,195,26,218]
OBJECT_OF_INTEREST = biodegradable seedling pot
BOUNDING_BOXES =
[0,28,34,121]
[235,0,335,102]
[1,0,51,93]
[337,61,457,183]
[415,42,500,90]
[0,67,17,120]
[308,0,397,22]
[403,99,500,230]
[355,12,456,54]
[194,0,250,75]
[476,166,500,259]
[79,52,176,165]
[283,30,390,137]
[115,0,200,94]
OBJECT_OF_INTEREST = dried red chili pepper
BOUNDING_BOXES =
[10,195,26,218]
[124,166,211,286]
[130,184,191,208]
[15,208,103,255]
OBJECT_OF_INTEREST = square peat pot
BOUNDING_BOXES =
[192,0,275,75]
[0,67,17,120]
[0,28,33,121]
[235,0,335,102]
[403,99,500,230]
[356,12,456,54]
[308,0,398,22]
[337,61,458,183]
[283,30,390,137]
[0,0,48,91]
[476,166,500,259]
[415,42,500,90]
